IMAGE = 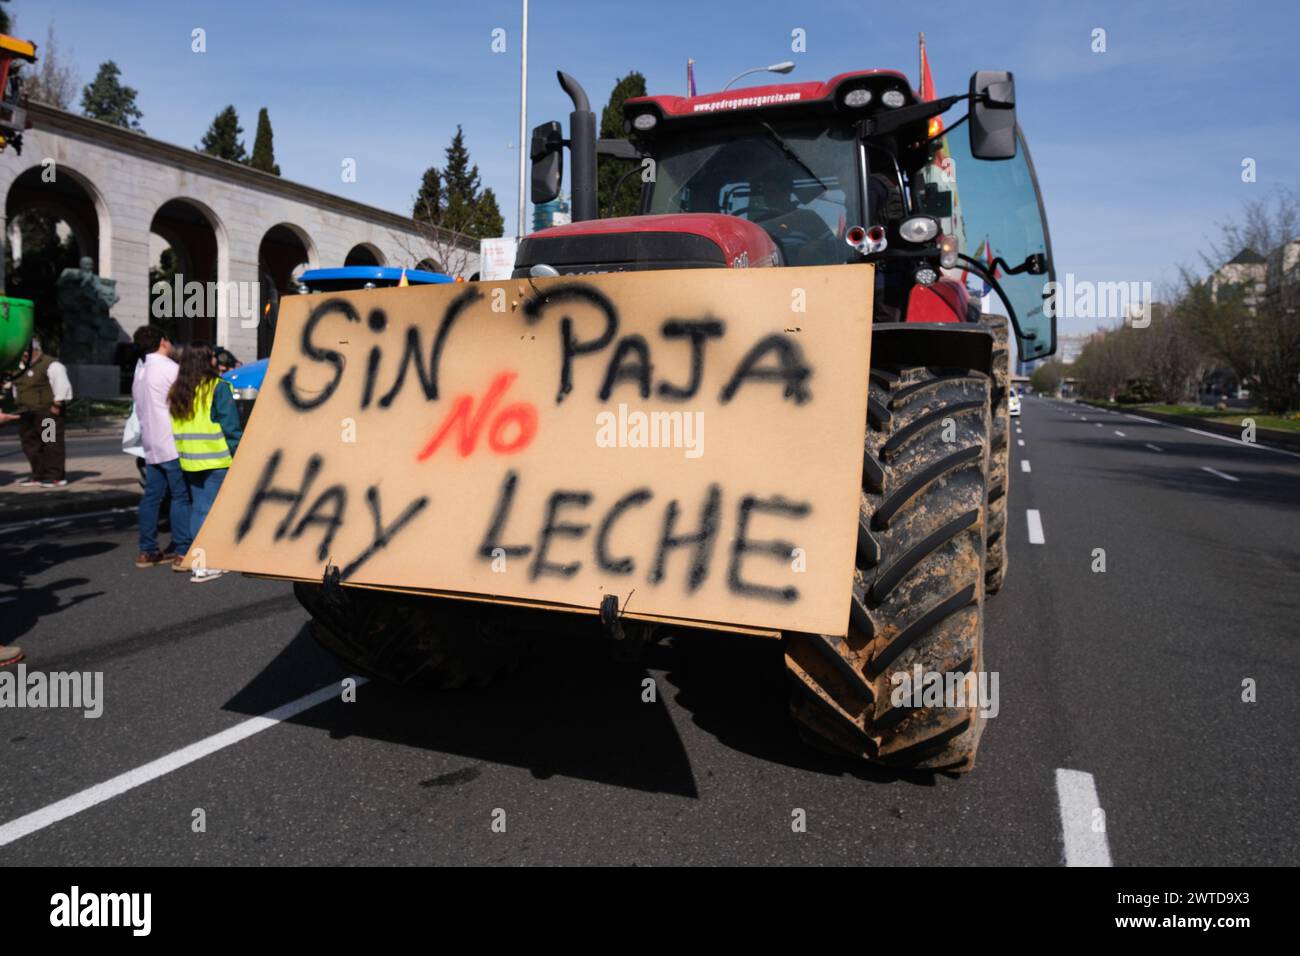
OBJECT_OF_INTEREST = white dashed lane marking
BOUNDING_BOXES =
[1202,466,1239,483]
[1021,460,1031,473]
[1026,509,1045,544]
[1146,443,1163,452]
[1055,769,1113,867]
[1114,430,1125,437]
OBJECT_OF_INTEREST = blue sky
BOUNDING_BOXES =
[15,0,1300,337]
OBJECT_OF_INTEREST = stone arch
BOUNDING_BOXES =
[149,196,229,345]
[4,162,113,359]
[415,257,442,273]
[257,222,317,359]
[5,162,110,270]
[344,241,385,266]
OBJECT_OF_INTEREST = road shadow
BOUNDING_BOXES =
[1066,439,1300,511]
[225,614,940,795]
[0,531,116,642]
[659,630,941,787]
[225,623,702,798]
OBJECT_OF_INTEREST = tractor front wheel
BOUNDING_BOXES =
[784,365,992,772]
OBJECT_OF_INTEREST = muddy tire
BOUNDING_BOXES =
[294,582,522,689]
[784,366,991,772]
[985,315,1011,594]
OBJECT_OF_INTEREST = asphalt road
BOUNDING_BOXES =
[1,395,1296,865]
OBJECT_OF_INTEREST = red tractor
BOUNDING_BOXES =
[511,66,1057,769]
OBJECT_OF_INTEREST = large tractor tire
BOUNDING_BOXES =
[785,366,992,772]
[985,315,1011,594]
[294,581,523,689]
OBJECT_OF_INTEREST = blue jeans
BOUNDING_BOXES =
[185,467,228,544]
[139,458,193,555]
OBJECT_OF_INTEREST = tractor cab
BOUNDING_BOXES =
[524,68,1056,360]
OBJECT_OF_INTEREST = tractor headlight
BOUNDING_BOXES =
[843,87,872,108]
[632,112,658,131]
[939,234,959,269]
[899,216,939,243]
[914,266,938,286]
[881,89,906,108]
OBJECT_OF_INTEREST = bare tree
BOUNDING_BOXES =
[387,222,479,279]
[1138,302,1209,403]
[1184,184,1300,413]
[1202,184,1300,270]
[1178,273,1300,413]
[21,24,79,109]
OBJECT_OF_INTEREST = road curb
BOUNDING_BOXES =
[0,489,139,526]
[1075,401,1300,452]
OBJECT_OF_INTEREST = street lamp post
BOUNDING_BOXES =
[517,0,528,239]
[721,61,796,92]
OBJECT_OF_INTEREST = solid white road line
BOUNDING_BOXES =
[1201,466,1240,483]
[1055,769,1113,867]
[1026,509,1045,544]
[0,678,366,848]
[1114,430,1126,437]
[1146,443,1163,452]
[1124,413,1300,460]
[1021,460,1032,473]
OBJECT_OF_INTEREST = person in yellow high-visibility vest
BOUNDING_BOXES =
[168,345,243,583]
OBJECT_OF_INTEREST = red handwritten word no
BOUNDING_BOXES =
[417,370,538,460]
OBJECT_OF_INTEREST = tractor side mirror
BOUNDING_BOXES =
[969,71,1017,160]
[531,121,564,205]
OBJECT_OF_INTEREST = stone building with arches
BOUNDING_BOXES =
[2,102,478,393]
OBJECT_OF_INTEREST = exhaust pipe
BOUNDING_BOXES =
[558,71,598,222]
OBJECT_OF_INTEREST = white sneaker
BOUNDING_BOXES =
[190,568,228,584]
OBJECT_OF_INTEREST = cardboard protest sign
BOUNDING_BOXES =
[189,265,873,635]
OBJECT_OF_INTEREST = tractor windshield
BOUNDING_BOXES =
[646,122,861,266]
[921,125,1057,359]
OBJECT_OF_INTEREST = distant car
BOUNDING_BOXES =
[1008,387,1022,417]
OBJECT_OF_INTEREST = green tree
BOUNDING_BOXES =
[1029,360,1064,396]
[474,186,504,238]
[413,167,442,220]
[248,107,280,175]
[413,126,504,240]
[597,72,646,218]
[0,2,11,35]
[198,105,246,162]
[147,247,181,342]
[4,212,81,355]
[80,61,144,130]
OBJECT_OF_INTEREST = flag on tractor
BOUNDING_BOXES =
[919,33,944,141]
[963,238,1000,295]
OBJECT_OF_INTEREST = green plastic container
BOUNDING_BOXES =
[0,295,34,372]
